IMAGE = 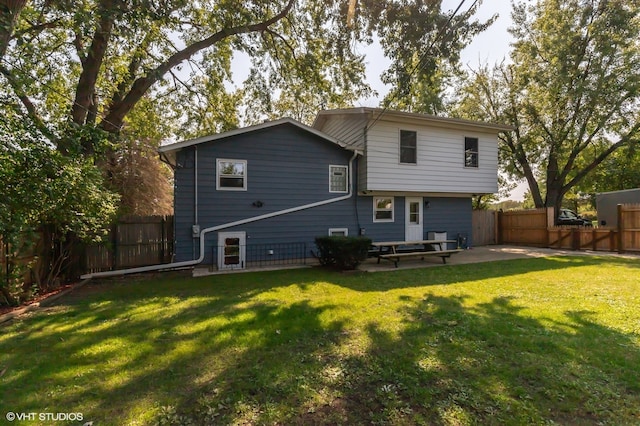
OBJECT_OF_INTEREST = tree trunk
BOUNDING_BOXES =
[545,182,565,222]
[0,0,27,58]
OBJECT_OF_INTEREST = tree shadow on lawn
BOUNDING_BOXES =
[1,257,638,424]
[158,292,640,425]
[0,291,350,424]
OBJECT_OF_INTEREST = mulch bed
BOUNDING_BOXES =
[0,283,76,317]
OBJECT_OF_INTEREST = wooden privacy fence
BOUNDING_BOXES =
[498,205,640,253]
[84,215,174,273]
[472,210,498,246]
[498,208,553,247]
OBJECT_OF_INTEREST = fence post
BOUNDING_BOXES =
[617,204,623,253]
[497,210,503,244]
[609,229,616,253]
[571,228,579,251]
[160,216,166,263]
[111,223,118,270]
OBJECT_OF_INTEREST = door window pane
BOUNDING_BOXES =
[409,202,420,224]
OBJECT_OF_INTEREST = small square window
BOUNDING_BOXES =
[373,197,394,222]
[329,165,348,193]
[217,159,247,190]
[465,137,478,168]
[400,130,417,164]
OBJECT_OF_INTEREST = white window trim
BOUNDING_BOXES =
[216,158,247,191]
[329,165,348,193]
[399,129,418,165]
[328,228,349,236]
[373,196,394,223]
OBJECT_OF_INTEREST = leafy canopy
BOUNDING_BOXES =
[454,0,640,210]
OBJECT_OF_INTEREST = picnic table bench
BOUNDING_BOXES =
[371,239,463,268]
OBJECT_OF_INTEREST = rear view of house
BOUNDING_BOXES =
[159,109,511,271]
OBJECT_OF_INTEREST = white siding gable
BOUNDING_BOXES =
[364,120,499,194]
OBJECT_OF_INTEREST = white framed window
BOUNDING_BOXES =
[217,159,247,190]
[464,137,479,168]
[373,197,394,222]
[329,165,348,193]
[400,130,417,164]
[328,228,349,236]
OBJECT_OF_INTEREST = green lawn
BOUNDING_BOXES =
[1,256,639,425]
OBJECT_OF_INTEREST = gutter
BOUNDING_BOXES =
[80,151,360,279]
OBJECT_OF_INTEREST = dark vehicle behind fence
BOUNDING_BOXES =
[557,209,592,227]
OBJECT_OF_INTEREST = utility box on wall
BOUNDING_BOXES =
[427,231,447,251]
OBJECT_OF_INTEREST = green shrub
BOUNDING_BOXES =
[314,236,372,270]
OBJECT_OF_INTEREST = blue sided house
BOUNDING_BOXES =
[158,108,512,271]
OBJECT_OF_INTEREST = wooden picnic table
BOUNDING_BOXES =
[370,239,462,267]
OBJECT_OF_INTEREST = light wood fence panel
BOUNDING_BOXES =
[548,227,618,251]
[499,208,551,247]
[472,210,497,246]
[619,204,640,253]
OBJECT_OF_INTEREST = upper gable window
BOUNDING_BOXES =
[465,137,479,168]
[217,159,247,190]
[400,130,417,164]
[329,165,348,193]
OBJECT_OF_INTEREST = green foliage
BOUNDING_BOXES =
[370,1,495,114]
[454,0,640,211]
[314,235,371,270]
[1,0,496,138]
[577,146,640,196]
[0,104,119,304]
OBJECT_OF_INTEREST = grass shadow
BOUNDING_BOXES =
[0,256,638,424]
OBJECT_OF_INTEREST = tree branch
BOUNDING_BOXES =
[562,127,639,193]
[10,18,62,41]
[0,64,55,141]
[73,30,86,65]
[0,0,28,58]
[70,0,117,126]
[100,0,296,133]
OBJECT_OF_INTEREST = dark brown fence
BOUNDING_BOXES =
[0,235,39,288]
[84,215,174,273]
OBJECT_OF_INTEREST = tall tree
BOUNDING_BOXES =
[1,1,493,147]
[454,0,640,213]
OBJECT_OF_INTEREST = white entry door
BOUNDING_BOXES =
[405,197,423,241]
[217,231,246,270]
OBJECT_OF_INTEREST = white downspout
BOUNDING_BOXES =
[81,151,360,279]
[193,145,198,258]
